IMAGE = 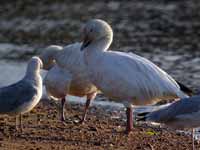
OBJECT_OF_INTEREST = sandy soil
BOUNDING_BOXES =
[0,100,198,150]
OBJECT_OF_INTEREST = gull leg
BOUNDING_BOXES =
[192,128,195,150]
[16,114,23,132]
[126,107,133,134]
[15,116,18,130]
[60,98,66,122]
[80,92,96,124]
[20,114,22,132]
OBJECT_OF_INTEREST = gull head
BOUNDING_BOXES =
[81,19,113,51]
[28,56,43,73]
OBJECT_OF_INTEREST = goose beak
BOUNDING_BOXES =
[39,59,43,69]
[81,35,92,51]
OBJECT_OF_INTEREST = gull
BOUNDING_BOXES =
[40,45,98,123]
[137,95,200,150]
[0,57,43,131]
[80,19,191,133]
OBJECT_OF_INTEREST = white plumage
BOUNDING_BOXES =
[81,19,188,133]
[86,51,187,105]
[44,64,71,99]
[40,44,98,122]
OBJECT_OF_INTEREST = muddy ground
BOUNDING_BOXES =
[0,101,198,150]
[1,0,200,149]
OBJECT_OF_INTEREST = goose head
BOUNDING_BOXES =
[80,19,113,51]
[39,45,63,70]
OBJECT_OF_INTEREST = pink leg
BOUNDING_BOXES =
[60,98,66,122]
[80,92,97,123]
[126,107,133,134]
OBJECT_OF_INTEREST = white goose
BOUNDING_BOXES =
[0,57,43,131]
[40,44,98,123]
[80,19,190,133]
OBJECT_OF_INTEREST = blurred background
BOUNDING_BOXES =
[0,1,200,149]
[0,0,200,88]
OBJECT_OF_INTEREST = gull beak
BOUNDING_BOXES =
[80,35,92,51]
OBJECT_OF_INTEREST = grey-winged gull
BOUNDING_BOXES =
[137,95,200,150]
[0,56,43,131]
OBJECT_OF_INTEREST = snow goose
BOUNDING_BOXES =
[40,44,98,123]
[80,19,190,133]
[137,95,200,150]
[0,57,43,131]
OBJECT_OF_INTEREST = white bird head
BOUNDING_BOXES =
[80,19,113,51]
[39,45,63,70]
[27,56,43,75]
